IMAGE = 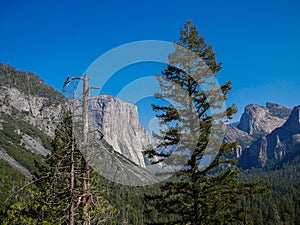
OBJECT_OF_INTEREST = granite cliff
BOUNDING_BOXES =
[87,95,151,168]
[2,63,298,174]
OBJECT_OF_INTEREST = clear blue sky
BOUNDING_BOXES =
[1,0,300,123]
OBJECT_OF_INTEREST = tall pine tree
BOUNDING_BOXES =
[144,20,268,225]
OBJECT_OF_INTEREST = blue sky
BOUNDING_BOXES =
[1,0,300,125]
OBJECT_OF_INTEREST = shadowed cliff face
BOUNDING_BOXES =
[88,95,152,168]
[224,126,253,148]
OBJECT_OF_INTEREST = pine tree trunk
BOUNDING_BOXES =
[69,139,75,225]
[82,73,91,225]
[82,159,91,225]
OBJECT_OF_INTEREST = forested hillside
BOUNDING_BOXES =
[239,156,300,224]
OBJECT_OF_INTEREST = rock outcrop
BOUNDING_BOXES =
[224,126,253,148]
[0,63,66,137]
[0,86,64,137]
[224,103,299,168]
[21,134,50,156]
[0,63,152,181]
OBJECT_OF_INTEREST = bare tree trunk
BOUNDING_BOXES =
[69,139,75,225]
[82,73,91,225]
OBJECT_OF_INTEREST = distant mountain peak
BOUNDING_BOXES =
[288,105,300,121]
[265,102,292,119]
[281,105,300,132]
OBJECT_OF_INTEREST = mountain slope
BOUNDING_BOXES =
[0,64,66,137]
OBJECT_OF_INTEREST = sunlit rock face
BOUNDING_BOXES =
[88,95,152,168]
[224,126,253,148]
[237,104,286,137]
[0,86,64,137]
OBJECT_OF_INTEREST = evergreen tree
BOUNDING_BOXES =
[1,112,114,224]
[144,20,268,225]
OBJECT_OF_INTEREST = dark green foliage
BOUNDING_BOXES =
[0,112,79,224]
[1,122,22,143]
[0,112,50,174]
[101,181,146,225]
[0,159,27,212]
[144,20,269,225]
[0,63,65,106]
[0,112,52,150]
[0,132,43,174]
[239,155,300,225]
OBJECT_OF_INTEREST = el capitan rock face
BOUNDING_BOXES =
[1,63,299,174]
[88,95,152,168]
